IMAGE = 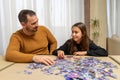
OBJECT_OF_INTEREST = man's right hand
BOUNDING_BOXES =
[32,55,55,66]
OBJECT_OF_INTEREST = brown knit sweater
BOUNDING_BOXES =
[5,26,57,62]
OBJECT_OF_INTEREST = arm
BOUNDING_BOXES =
[45,27,57,54]
[87,40,108,56]
[5,35,34,63]
[73,51,87,56]
[5,34,55,65]
[52,40,70,56]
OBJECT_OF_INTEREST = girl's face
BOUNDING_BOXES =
[72,26,82,43]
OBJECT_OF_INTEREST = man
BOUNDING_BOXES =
[5,9,57,65]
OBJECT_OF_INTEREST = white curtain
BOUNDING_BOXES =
[0,0,84,55]
[107,0,120,37]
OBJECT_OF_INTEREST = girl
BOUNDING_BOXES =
[53,22,108,59]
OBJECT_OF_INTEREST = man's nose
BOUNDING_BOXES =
[35,23,38,26]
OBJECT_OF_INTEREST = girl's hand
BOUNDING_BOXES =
[73,51,87,56]
[57,50,65,59]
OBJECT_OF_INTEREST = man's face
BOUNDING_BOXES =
[23,15,39,34]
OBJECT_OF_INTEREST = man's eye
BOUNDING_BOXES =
[31,22,36,25]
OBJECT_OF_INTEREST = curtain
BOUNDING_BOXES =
[107,0,120,37]
[0,0,84,55]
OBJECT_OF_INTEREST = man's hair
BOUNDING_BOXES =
[18,9,36,23]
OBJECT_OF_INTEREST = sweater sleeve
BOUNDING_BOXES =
[44,27,57,54]
[87,40,108,56]
[5,34,34,63]
[52,40,70,55]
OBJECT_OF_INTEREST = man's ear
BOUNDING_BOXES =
[21,22,26,28]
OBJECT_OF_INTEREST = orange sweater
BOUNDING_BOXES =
[5,26,57,62]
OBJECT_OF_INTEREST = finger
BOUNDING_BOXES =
[58,53,62,59]
[58,53,64,59]
[48,58,55,64]
[75,53,80,56]
[42,60,50,66]
[75,52,79,55]
[73,52,76,55]
[57,51,64,59]
[45,58,55,65]
[39,57,50,66]
[60,53,64,59]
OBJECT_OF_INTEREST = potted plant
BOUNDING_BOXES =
[91,18,100,43]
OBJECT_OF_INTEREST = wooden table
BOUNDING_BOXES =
[109,55,120,65]
[0,55,14,71]
[0,55,120,80]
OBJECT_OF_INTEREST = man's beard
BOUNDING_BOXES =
[26,26,38,33]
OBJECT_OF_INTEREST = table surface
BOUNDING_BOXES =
[109,55,120,65]
[0,55,14,71]
[0,55,120,80]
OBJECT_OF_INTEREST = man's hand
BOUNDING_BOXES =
[57,50,65,59]
[33,55,55,66]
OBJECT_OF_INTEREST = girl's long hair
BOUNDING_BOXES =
[68,22,89,54]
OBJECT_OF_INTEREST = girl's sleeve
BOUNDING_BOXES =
[52,40,70,55]
[87,40,108,56]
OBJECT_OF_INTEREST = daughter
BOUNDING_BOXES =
[53,22,108,59]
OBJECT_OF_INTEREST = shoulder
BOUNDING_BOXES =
[12,29,23,37]
[38,25,50,31]
[88,39,100,49]
[66,39,72,42]
[88,39,95,46]
[65,39,72,45]
[10,29,23,41]
[88,39,95,44]
[38,25,54,36]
